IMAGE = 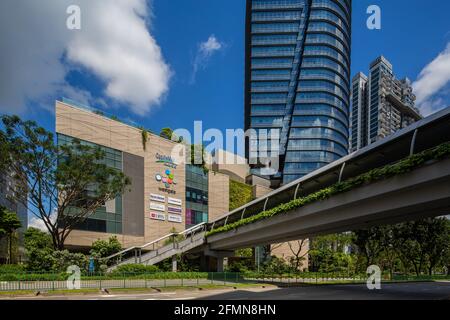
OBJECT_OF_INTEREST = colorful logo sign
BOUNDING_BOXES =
[156,153,178,169]
[155,169,177,188]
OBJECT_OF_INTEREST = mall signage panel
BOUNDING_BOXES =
[150,193,166,203]
[150,202,165,212]
[150,212,166,221]
[168,197,183,206]
[168,206,183,214]
[168,214,182,223]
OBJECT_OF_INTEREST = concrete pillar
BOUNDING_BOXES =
[217,257,224,272]
[200,255,208,272]
[172,255,177,272]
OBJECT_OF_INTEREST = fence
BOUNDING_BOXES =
[0,272,448,292]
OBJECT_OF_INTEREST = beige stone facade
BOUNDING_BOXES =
[210,149,249,183]
[56,101,187,249]
[207,171,230,222]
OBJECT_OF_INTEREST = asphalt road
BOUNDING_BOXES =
[4,282,450,300]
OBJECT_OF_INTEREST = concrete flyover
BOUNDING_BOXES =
[206,157,450,250]
[205,106,450,252]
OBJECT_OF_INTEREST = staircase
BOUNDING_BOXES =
[106,223,207,271]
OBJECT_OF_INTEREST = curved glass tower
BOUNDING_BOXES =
[245,0,351,185]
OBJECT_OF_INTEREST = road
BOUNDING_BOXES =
[3,282,450,300]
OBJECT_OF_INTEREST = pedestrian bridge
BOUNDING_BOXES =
[106,107,450,270]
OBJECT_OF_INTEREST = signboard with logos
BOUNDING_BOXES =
[168,197,182,206]
[150,202,165,212]
[168,214,182,223]
[150,194,166,203]
[155,153,179,195]
[168,206,183,214]
[150,212,166,221]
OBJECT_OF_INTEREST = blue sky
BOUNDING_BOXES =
[1,0,450,139]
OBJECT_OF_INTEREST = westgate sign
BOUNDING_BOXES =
[156,153,178,169]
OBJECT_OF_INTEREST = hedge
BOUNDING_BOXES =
[0,272,213,281]
[207,142,450,237]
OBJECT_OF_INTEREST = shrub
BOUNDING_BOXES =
[90,236,122,258]
[111,264,160,275]
[51,250,89,273]
[0,264,25,274]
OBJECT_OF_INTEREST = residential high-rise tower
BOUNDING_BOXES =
[350,56,422,152]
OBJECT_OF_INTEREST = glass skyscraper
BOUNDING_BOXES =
[245,0,352,185]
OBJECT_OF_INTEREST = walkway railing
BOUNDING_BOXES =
[104,223,207,266]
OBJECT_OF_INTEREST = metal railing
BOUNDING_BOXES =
[2,271,447,292]
[104,223,207,266]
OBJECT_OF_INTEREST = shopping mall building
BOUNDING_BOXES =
[56,100,308,268]
[56,100,254,250]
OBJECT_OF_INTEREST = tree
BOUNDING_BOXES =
[394,220,430,276]
[160,127,174,140]
[160,127,182,142]
[90,236,122,258]
[24,228,54,271]
[287,240,309,271]
[1,115,131,250]
[353,227,385,267]
[421,218,449,275]
[0,206,21,264]
[309,233,355,273]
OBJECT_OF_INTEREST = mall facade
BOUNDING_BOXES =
[56,100,235,250]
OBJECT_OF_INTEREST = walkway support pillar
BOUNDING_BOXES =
[172,255,177,272]
[217,257,224,273]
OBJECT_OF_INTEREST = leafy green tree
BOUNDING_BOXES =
[421,218,449,275]
[51,250,89,272]
[353,227,385,268]
[310,233,355,273]
[1,115,131,250]
[160,127,182,142]
[0,206,21,264]
[24,228,54,271]
[24,228,90,272]
[159,127,173,140]
[394,220,432,276]
[261,256,291,275]
[90,236,122,258]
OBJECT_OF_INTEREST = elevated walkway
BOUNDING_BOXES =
[106,223,207,271]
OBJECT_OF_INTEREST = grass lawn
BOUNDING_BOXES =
[0,283,275,297]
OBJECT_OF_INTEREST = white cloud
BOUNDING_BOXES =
[0,0,171,116]
[190,35,223,84]
[28,216,50,233]
[413,42,450,115]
